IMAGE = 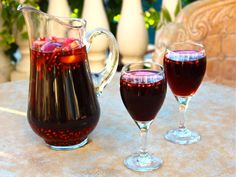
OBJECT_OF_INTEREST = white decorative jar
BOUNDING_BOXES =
[47,0,71,17]
[82,0,110,72]
[117,0,148,65]
[0,51,13,83]
[10,38,30,81]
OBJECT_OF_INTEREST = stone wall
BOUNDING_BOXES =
[155,0,236,86]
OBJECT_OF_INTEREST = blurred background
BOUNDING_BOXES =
[0,0,196,62]
[2,0,235,86]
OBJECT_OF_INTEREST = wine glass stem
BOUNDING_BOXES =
[179,104,187,129]
[140,128,148,154]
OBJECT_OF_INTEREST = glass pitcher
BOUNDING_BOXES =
[18,4,119,150]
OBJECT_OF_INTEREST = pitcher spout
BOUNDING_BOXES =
[18,4,87,48]
[17,4,40,12]
[18,4,86,29]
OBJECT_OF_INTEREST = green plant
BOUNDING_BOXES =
[0,0,39,48]
[0,0,39,61]
[144,0,182,30]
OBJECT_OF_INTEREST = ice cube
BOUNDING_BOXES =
[61,38,81,51]
[41,41,62,52]
[61,38,74,52]
[70,40,81,49]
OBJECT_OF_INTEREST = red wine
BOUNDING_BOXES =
[28,37,100,146]
[120,70,167,122]
[164,50,206,97]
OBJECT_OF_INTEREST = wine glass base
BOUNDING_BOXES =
[47,138,88,150]
[164,128,200,145]
[124,152,163,172]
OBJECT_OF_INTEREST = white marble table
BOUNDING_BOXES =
[0,74,235,177]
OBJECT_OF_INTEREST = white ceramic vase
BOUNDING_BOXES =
[10,38,31,81]
[47,0,71,36]
[0,51,13,83]
[117,0,148,65]
[82,0,110,72]
[47,0,71,17]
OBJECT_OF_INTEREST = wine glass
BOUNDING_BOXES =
[120,61,167,172]
[164,41,207,145]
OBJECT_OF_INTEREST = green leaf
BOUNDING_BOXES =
[175,0,182,17]
[144,7,161,28]
[156,21,164,30]
[2,6,10,21]
[146,0,157,5]
[162,7,172,22]
[16,14,25,32]
[21,32,28,40]
[0,31,15,47]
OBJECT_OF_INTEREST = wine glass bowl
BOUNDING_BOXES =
[120,61,167,172]
[164,41,206,145]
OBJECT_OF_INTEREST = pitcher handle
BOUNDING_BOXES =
[86,28,119,96]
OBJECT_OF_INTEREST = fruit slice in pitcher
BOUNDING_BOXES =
[60,39,84,64]
[62,38,82,52]
[41,41,62,52]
